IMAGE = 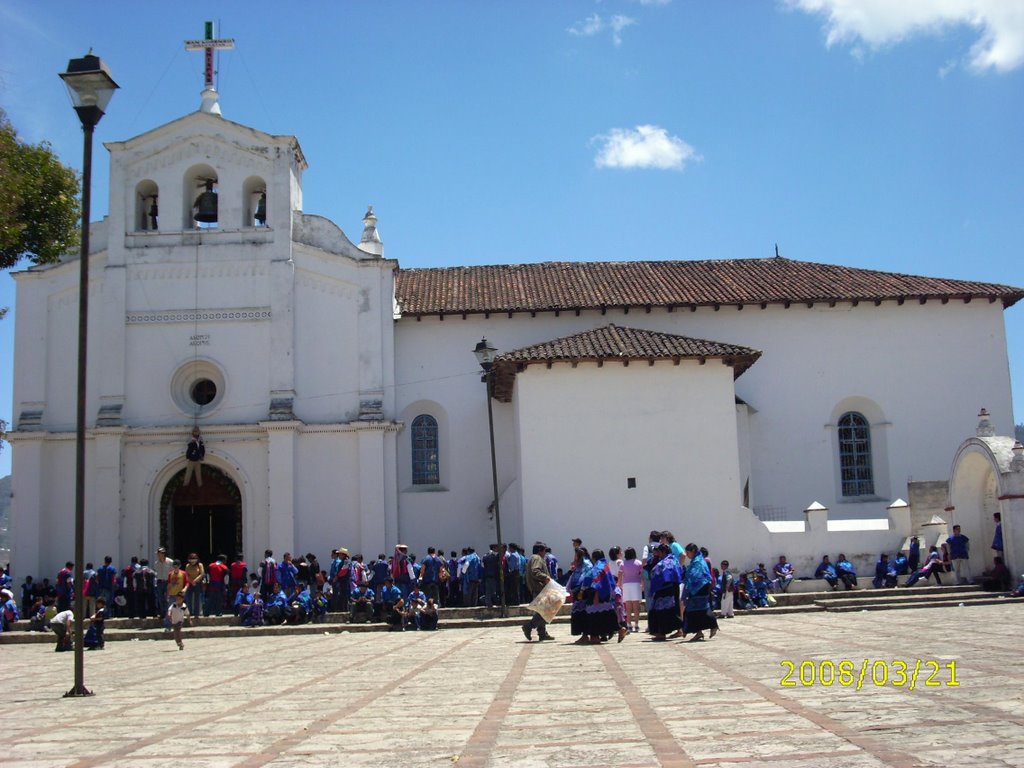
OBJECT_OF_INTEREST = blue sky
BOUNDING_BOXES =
[1,0,1022,476]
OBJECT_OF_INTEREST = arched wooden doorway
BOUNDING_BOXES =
[159,464,242,564]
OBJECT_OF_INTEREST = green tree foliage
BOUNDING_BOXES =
[0,109,81,269]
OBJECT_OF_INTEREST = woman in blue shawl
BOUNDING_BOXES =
[567,548,592,642]
[681,543,719,641]
[582,549,620,644]
[647,543,683,640]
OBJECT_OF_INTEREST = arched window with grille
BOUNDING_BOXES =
[411,414,440,485]
[838,411,874,497]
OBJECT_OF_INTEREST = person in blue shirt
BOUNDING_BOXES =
[233,582,254,617]
[835,554,858,590]
[504,544,524,605]
[96,557,117,610]
[947,525,972,584]
[419,547,443,604]
[380,576,404,630]
[681,544,719,642]
[264,583,288,625]
[873,554,897,588]
[815,556,838,590]
[83,597,107,650]
[277,553,299,593]
[992,513,1003,559]
[286,585,312,624]
[1,589,20,632]
[908,537,921,573]
[462,548,482,607]
[772,556,795,593]
[350,582,375,623]
[750,573,769,606]
[893,552,909,576]
[404,586,428,630]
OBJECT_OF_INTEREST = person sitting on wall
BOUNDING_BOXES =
[873,553,898,589]
[419,597,439,631]
[981,557,1011,592]
[380,576,404,630]
[835,554,858,590]
[264,583,288,625]
[286,584,312,625]
[350,582,375,623]
[893,551,909,576]
[815,555,839,590]
[234,582,255,620]
[735,573,756,610]
[904,546,943,588]
[404,586,428,630]
[182,427,205,487]
[772,556,795,593]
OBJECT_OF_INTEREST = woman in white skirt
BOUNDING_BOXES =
[619,547,644,633]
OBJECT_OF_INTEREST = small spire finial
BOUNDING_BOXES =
[358,205,383,256]
[775,243,780,258]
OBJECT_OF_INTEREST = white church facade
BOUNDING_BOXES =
[8,95,1024,583]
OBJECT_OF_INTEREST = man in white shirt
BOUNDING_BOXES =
[51,609,74,652]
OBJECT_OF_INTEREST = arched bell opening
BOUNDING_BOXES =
[135,179,159,231]
[183,163,219,229]
[243,175,267,228]
[159,463,242,565]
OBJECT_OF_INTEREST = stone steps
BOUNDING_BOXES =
[815,587,989,610]
[824,596,1013,613]
[4,587,1012,643]
[771,583,983,606]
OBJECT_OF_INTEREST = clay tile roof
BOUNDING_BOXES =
[394,257,1024,317]
[489,324,761,402]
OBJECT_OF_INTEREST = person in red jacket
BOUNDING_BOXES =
[206,554,229,616]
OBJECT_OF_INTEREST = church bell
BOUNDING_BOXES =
[254,191,267,225]
[193,180,218,224]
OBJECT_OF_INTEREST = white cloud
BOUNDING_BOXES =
[592,125,701,171]
[632,0,672,5]
[568,13,604,38]
[567,13,637,47]
[787,0,1024,73]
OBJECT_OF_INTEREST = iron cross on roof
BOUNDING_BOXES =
[184,21,235,91]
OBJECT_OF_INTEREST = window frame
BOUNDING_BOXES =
[837,411,874,497]
[410,414,440,486]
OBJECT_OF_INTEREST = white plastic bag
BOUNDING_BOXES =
[527,579,568,623]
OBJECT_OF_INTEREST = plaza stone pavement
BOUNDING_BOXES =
[2,604,1023,768]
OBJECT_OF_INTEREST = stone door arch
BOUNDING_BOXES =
[159,464,242,565]
[949,436,1024,579]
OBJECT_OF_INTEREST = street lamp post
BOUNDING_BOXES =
[59,51,118,698]
[473,338,506,617]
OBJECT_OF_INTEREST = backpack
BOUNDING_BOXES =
[261,558,278,586]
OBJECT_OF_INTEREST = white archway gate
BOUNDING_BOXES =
[948,434,1024,582]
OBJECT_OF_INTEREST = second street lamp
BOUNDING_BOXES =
[473,338,506,617]
[59,50,118,699]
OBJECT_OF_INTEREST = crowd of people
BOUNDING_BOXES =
[1,510,1019,652]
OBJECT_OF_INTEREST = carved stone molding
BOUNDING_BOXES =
[127,307,271,324]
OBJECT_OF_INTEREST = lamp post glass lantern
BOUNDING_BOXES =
[60,51,118,699]
[474,338,505,616]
